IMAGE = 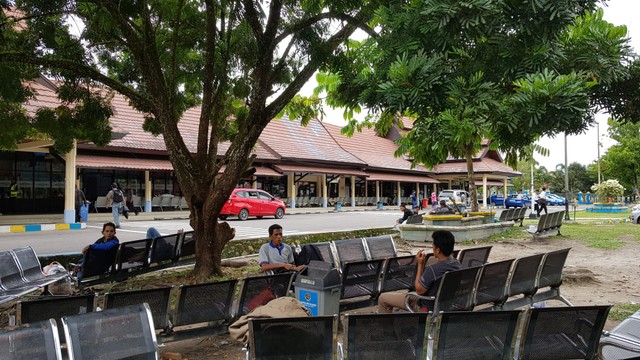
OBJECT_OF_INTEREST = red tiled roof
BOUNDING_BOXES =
[323,123,431,173]
[77,154,281,176]
[77,155,174,171]
[273,164,368,177]
[260,119,365,166]
[433,158,521,176]
[366,172,439,183]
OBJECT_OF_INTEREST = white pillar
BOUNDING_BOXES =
[145,171,152,212]
[252,176,257,189]
[63,140,77,224]
[482,175,488,209]
[350,175,356,207]
[396,181,401,206]
[376,181,380,205]
[288,174,296,208]
[322,174,328,207]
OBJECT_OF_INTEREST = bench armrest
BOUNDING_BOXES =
[404,292,435,313]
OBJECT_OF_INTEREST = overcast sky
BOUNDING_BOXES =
[304,0,638,170]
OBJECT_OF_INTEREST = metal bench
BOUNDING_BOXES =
[62,303,158,360]
[0,250,40,305]
[432,310,521,359]
[103,287,172,331]
[165,280,237,338]
[12,246,68,291]
[526,211,564,239]
[17,294,96,341]
[473,259,515,310]
[364,234,397,259]
[499,253,546,310]
[457,245,492,268]
[0,319,63,360]
[248,315,336,360]
[93,196,108,213]
[519,305,611,360]
[342,312,428,359]
[599,309,640,360]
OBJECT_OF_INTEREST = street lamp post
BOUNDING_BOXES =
[564,133,570,220]
[597,122,602,184]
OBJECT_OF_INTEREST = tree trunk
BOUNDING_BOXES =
[465,144,479,212]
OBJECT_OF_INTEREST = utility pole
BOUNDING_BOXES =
[564,133,570,220]
[597,122,602,184]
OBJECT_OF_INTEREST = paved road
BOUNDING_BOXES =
[0,211,401,255]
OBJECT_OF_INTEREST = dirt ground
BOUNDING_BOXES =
[159,234,640,359]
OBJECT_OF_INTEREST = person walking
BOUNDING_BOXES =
[410,190,418,209]
[537,187,548,216]
[125,183,139,215]
[75,187,87,222]
[105,183,125,228]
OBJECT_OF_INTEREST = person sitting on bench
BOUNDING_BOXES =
[377,230,461,313]
[259,224,304,273]
[72,222,120,279]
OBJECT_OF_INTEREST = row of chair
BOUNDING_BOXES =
[296,235,493,308]
[526,210,565,239]
[499,207,528,226]
[1,303,157,360]
[93,195,188,213]
[405,248,573,317]
[76,230,195,287]
[0,247,68,305]
[246,305,612,360]
[11,272,294,343]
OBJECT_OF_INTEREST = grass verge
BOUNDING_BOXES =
[609,303,640,321]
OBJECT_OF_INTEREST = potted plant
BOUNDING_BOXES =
[591,180,625,204]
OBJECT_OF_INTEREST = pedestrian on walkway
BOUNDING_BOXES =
[75,187,87,222]
[106,183,125,228]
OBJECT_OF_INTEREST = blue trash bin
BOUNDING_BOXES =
[335,202,342,211]
[377,201,383,210]
[80,201,90,222]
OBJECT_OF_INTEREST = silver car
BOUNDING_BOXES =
[631,208,640,224]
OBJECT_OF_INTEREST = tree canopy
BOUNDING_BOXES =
[317,0,637,211]
[0,0,381,279]
[600,119,640,197]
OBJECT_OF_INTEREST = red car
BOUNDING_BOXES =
[219,188,286,221]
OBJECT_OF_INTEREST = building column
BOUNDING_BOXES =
[415,182,420,204]
[448,179,452,188]
[145,171,152,212]
[288,174,296,208]
[63,140,77,224]
[503,178,508,208]
[252,176,257,189]
[396,181,401,206]
[375,181,380,205]
[482,175,488,209]
[350,175,356,207]
[322,174,328,208]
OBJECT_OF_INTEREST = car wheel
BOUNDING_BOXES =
[238,209,249,221]
[275,208,284,219]
[218,215,228,220]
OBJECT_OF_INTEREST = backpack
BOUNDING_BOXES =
[112,189,124,203]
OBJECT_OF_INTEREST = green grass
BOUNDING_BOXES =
[609,303,640,321]
[487,222,640,250]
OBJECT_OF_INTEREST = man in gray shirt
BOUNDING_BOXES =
[258,224,305,273]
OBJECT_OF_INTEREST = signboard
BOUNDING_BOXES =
[298,289,319,316]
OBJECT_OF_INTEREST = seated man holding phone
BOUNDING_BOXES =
[259,224,305,273]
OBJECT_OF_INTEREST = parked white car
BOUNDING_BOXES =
[630,208,640,224]
[438,189,470,206]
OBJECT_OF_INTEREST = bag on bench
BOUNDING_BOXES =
[43,261,72,295]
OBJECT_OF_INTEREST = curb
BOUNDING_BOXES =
[0,223,87,233]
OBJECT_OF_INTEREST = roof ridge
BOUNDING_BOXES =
[319,120,368,167]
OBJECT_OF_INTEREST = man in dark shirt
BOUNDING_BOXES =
[396,204,414,224]
[377,230,461,313]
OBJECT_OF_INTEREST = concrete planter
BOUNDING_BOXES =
[586,203,628,213]
[399,221,514,242]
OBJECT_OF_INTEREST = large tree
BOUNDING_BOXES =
[600,119,640,198]
[0,0,381,279]
[317,1,636,212]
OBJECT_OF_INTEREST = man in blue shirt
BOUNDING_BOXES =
[258,224,304,273]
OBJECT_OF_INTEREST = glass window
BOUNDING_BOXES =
[258,191,272,200]
[247,191,259,199]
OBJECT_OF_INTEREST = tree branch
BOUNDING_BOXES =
[0,52,153,111]
[241,0,263,44]
[274,12,378,44]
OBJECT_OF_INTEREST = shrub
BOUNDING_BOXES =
[591,179,625,201]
